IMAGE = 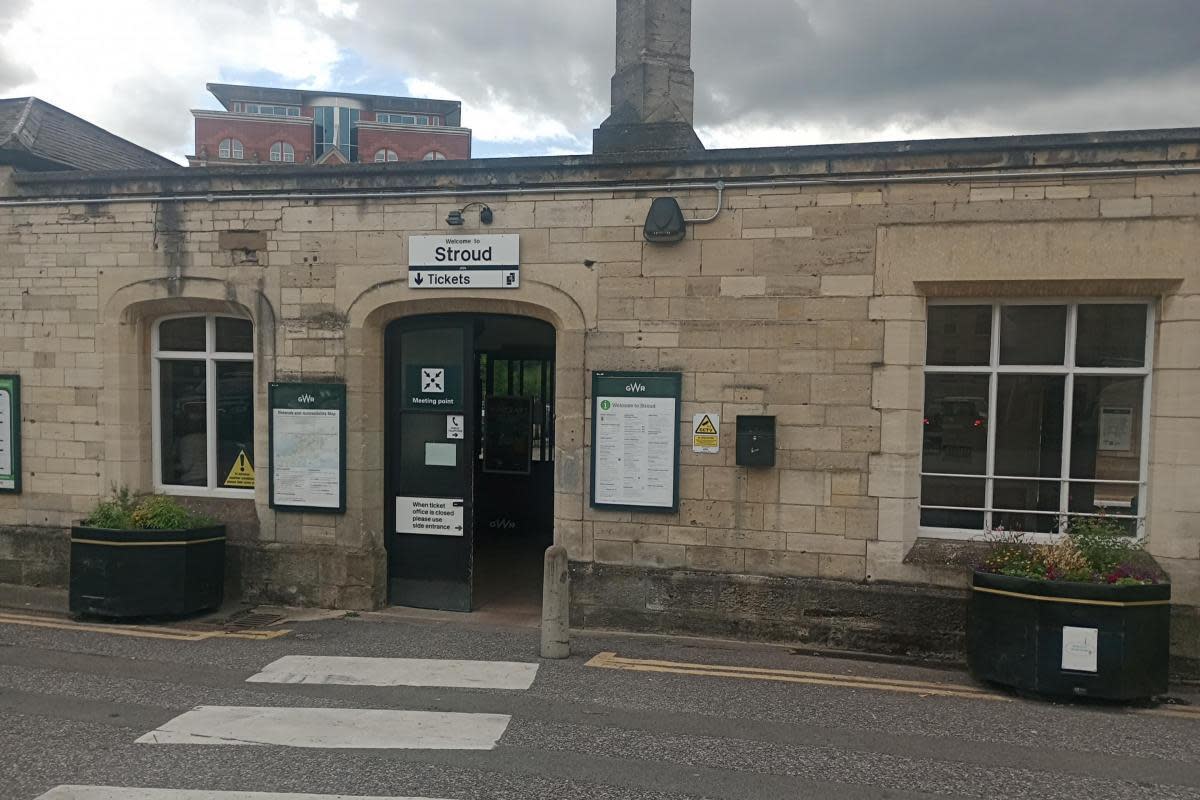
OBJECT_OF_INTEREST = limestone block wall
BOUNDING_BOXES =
[0,156,1198,608]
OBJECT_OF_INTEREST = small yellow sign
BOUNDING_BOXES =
[224,450,255,488]
[692,413,720,453]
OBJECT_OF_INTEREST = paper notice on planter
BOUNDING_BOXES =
[1061,626,1099,672]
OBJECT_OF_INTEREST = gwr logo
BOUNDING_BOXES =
[626,382,646,393]
[297,393,315,404]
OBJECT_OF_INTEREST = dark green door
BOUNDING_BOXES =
[385,316,475,611]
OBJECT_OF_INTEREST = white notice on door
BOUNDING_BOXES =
[396,496,464,536]
[593,396,676,508]
[1061,626,1099,672]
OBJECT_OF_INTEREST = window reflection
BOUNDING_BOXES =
[926,306,991,366]
[999,305,1066,365]
[160,360,207,486]
[922,374,989,475]
[216,362,254,488]
[994,375,1064,478]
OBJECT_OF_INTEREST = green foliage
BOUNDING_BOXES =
[979,516,1158,585]
[83,489,214,531]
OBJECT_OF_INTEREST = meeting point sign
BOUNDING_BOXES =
[408,234,520,289]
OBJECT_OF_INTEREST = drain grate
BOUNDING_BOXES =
[220,609,285,631]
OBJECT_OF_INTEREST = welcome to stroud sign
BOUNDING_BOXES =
[409,234,520,289]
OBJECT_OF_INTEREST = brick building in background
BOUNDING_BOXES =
[188,83,470,167]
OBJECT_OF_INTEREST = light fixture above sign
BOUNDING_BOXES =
[446,202,494,226]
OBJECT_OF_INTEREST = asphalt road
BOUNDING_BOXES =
[1,605,1198,800]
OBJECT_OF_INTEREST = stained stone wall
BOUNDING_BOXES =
[0,135,1198,628]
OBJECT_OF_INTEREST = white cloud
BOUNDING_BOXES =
[406,77,582,149]
[0,0,344,163]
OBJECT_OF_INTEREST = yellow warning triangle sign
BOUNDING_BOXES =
[224,450,256,488]
[694,415,718,435]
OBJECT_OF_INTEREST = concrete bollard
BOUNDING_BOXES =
[540,544,570,659]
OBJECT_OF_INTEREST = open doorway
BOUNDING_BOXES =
[384,314,555,614]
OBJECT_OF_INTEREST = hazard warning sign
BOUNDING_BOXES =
[692,413,720,454]
[224,450,256,488]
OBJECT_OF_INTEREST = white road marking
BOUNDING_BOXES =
[246,655,539,691]
[135,706,510,750]
[35,789,454,800]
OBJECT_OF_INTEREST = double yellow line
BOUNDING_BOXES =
[0,611,289,642]
[586,652,1200,719]
[586,651,1008,701]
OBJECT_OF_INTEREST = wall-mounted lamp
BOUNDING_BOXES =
[446,202,494,226]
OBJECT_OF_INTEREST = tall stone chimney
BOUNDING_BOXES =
[593,0,704,155]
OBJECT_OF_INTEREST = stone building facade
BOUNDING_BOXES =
[1,130,1199,673]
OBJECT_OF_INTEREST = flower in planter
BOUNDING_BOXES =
[978,515,1159,585]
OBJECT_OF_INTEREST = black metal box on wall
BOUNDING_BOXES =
[736,415,775,467]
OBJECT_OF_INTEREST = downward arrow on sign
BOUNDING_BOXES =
[413,273,424,285]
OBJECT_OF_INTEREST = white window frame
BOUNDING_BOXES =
[374,148,399,162]
[218,138,243,160]
[920,298,1155,543]
[423,150,447,161]
[269,141,295,163]
[151,314,255,498]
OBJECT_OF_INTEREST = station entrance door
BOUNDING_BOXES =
[384,314,555,612]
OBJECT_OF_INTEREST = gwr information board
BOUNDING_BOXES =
[269,382,346,513]
[0,375,20,493]
[590,371,681,512]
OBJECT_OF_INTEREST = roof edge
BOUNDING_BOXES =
[11,124,1200,191]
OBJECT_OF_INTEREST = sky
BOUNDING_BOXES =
[2,0,1200,165]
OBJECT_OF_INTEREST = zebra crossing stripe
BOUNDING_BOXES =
[35,789,455,800]
[246,655,539,690]
[136,706,510,750]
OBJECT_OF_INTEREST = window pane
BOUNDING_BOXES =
[999,305,1066,365]
[160,360,207,486]
[994,375,1064,477]
[215,317,252,353]
[216,362,254,490]
[159,317,205,351]
[922,374,989,475]
[1076,304,1146,367]
[1070,376,1143,480]
[993,479,1061,534]
[920,476,984,529]
[926,306,991,366]
[1068,481,1139,518]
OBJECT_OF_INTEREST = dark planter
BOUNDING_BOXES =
[69,524,226,619]
[968,570,1170,701]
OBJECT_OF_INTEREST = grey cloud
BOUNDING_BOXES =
[334,0,1200,144]
[0,0,35,93]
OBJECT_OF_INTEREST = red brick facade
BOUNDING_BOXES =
[194,115,313,164]
[357,125,471,162]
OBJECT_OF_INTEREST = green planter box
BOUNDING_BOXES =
[69,524,226,619]
[967,570,1170,701]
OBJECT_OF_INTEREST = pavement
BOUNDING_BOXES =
[1,596,1198,800]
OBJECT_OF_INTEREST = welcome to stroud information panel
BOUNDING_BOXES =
[590,371,681,512]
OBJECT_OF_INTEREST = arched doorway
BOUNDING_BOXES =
[384,314,555,612]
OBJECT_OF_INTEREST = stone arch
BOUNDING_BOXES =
[99,278,277,501]
[342,278,590,562]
